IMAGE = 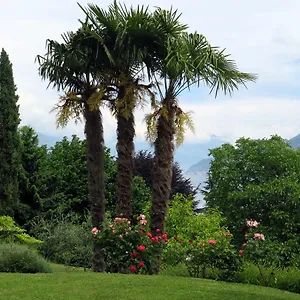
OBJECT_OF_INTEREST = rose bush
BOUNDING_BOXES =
[92,214,168,274]
[184,232,242,281]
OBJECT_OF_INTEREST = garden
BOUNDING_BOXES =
[1,1,300,299]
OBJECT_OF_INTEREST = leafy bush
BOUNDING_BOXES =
[0,216,42,246]
[0,243,52,273]
[30,215,92,268]
[163,195,227,266]
[185,233,242,281]
[93,214,168,274]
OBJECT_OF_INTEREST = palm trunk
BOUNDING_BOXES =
[116,85,135,220]
[84,100,106,272]
[150,96,175,274]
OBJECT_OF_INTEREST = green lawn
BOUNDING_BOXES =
[0,266,299,300]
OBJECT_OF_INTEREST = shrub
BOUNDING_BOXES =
[184,233,242,281]
[30,215,92,268]
[163,195,228,266]
[92,214,168,274]
[0,243,52,273]
[0,216,42,246]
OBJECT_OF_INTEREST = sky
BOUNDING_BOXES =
[1,0,300,152]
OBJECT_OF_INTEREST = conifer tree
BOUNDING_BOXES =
[0,48,21,216]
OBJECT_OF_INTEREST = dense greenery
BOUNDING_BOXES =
[204,136,300,248]
[1,4,300,298]
[0,243,52,273]
[0,49,21,216]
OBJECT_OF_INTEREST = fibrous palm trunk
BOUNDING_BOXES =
[84,100,106,272]
[150,96,175,274]
[116,86,135,220]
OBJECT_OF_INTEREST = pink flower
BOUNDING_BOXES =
[114,217,129,223]
[137,214,146,220]
[91,227,99,235]
[130,265,137,273]
[156,229,161,233]
[253,233,265,240]
[207,239,217,245]
[242,243,247,247]
[137,245,146,252]
[246,219,260,228]
[131,252,138,258]
[140,219,147,225]
[137,261,145,268]
[119,234,123,239]
[239,250,244,255]
[146,232,152,238]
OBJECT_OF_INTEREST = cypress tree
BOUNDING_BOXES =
[0,48,21,216]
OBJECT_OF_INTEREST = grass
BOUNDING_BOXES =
[0,264,300,300]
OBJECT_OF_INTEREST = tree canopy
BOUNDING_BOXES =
[204,136,300,243]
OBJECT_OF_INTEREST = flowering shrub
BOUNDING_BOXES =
[92,214,168,274]
[184,232,242,281]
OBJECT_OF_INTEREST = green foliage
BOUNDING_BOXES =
[204,136,300,244]
[38,135,151,221]
[0,243,52,273]
[163,194,227,266]
[0,49,21,216]
[30,215,92,268]
[235,262,300,294]
[17,126,47,227]
[40,135,89,222]
[185,235,242,281]
[0,216,42,245]
[166,194,226,240]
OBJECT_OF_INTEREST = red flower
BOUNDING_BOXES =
[239,250,244,256]
[189,239,193,244]
[130,265,137,273]
[137,261,145,268]
[207,239,217,245]
[151,236,159,243]
[137,245,146,252]
[174,235,178,240]
[147,232,152,238]
[162,233,168,240]
[199,242,204,247]
[156,229,161,233]
[131,252,138,258]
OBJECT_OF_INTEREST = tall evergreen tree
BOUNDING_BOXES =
[0,48,21,216]
[16,126,46,227]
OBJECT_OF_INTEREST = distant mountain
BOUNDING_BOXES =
[186,158,211,174]
[288,134,300,149]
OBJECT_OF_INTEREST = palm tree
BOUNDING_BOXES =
[146,31,257,273]
[80,2,168,220]
[36,27,111,272]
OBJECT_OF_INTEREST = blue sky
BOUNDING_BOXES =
[1,0,300,158]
